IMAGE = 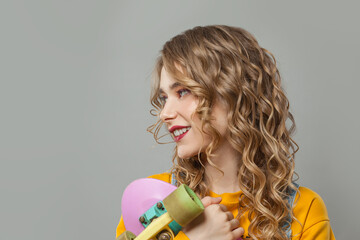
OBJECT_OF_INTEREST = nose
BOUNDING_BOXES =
[160,100,177,123]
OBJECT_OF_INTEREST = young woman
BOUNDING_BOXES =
[116,25,335,240]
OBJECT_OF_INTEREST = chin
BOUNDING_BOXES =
[177,148,198,160]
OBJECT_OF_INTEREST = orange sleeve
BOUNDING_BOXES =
[292,187,336,239]
[115,216,126,238]
[300,220,335,240]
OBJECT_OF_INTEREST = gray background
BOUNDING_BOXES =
[1,0,359,239]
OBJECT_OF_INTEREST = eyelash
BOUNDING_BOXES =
[178,88,190,97]
[159,95,167,103]
[159,88,190,104]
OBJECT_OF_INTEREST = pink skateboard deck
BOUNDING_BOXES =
[121,178,177,235]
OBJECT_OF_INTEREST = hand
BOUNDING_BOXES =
[182,196,244,240]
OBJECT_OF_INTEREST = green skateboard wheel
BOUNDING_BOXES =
[163,184,204,226]
[116,231,136,240]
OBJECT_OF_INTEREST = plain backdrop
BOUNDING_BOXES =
[1,0,359,239]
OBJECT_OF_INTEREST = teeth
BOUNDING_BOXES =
[173,127,190,137]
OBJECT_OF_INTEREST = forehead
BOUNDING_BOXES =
[159,67,182,93]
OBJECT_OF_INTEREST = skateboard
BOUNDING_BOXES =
[117,178,204,240]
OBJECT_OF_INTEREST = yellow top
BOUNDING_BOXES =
[116,173,335,239]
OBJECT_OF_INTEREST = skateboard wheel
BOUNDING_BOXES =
[116,231,136,240]
[157,230,173,240]
[163,184,204,226]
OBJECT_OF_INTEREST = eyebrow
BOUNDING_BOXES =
[158,82,182,94]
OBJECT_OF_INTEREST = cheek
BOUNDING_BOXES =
[182,96,199,118]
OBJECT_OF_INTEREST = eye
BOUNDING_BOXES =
[159,95,167,104]
[178,88,190,98]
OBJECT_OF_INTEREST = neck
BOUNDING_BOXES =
[203,139,241,194]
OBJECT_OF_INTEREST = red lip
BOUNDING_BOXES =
[169,125,189,133]
[173,129,190,142]
[168,125,191,142]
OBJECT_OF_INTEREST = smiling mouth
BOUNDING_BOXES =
[173,127,191,137]
[172,127,191,141]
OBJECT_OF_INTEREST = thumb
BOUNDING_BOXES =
[201,196,222,208]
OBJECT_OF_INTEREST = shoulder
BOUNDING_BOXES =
[295,186,329,220]
[292,187,335,239]
[293,186,330,232]
[147,172,172,184]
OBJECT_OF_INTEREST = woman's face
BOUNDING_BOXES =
[159,67,228,159]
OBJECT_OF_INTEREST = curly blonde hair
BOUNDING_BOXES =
[147,25,299,240]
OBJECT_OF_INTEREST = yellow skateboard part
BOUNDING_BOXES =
[163,184,204,226]
[135,212,173,240]
[116,231,136,240]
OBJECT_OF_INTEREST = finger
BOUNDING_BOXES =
[201,196,222,208]
[218,204,229,212]
[229,218,240,230]
[232,227,245,239]
[225,211,234,221]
